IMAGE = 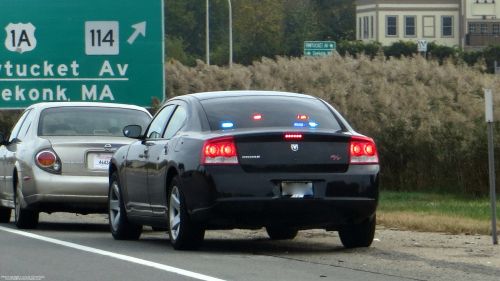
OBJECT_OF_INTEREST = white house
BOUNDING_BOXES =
[356,0,500,50]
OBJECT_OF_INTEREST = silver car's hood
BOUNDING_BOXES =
[41,136,135,176]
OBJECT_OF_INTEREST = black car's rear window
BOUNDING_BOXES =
[38,107,151,136]
[199,96,342,131]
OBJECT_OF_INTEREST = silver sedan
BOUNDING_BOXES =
[0,102,151,229]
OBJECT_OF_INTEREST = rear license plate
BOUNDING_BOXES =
[281,181,313,197]
[92,154,112,170]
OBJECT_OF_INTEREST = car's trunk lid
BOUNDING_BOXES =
[234,132,350,173]
[43,136,134,176]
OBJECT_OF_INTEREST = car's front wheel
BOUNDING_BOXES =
[0,207,11,223]
[338,215,376,248]
[14,182,39,229]
[109,172,142,240]
[266,227,298,240]
[168,176,205,250]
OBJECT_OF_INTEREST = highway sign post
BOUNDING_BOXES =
[304,41,336,57]
[0,0,165,109]
[485,89,498,245]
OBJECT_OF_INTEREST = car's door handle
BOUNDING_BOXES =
[164,144,169,155]
[145,142,156,147]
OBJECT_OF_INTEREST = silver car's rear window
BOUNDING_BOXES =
[38,107,151,136]
[199,96,343,131]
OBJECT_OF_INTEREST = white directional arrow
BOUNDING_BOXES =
[127,21,146,44]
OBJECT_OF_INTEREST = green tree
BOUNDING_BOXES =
[315,0,356,42]
[233,0,287,65]
[164,0,197,65]
[283,0,321,57]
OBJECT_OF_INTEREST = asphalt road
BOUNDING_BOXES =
[0,213,497,281]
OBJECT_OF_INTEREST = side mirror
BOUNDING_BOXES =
[123,125,143,139]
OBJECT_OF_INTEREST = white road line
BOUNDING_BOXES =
[0,226,225,281]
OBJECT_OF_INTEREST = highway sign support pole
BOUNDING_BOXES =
[228,0,233,68]
[485,88,498,245]
[206,0,210,65]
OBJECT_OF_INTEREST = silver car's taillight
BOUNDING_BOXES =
[35,149,62,174]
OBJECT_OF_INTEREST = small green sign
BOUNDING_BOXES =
[0,0,165,109]
[304,41,336,57]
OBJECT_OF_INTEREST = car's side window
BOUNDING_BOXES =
[146,105,176,139]
[16,109,36,142]
[8,110,31,143]
[163,106,187,139]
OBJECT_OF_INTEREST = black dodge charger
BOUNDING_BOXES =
[108,91,379,250]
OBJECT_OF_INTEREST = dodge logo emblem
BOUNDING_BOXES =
[291,144,299,151]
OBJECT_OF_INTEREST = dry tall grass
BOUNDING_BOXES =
[378,211,499,235]
[166,55,500,195]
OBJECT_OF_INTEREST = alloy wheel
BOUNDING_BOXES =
[169,185,181,241]
[109,180,121,231]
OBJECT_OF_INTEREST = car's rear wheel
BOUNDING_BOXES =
[109,172,142,240]
[0,207,11,223]
[14,182,39,229]
[168,176,205,250]
[338,215,376,248]
[266,227,298,240]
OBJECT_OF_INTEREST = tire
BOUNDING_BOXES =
[338,215,376,249]
[266,227,298,240]
[14,182,39,229]
[0,207,12,223]
[108,172,142,240]
[168,176,205,250]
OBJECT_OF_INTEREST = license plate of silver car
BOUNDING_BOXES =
[281,181,313,197]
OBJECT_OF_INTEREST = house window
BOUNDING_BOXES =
[405,16,416,37]
[363,17,369,38]
[371,16,374,38]
[387,16,397,36]
[442,16,453,37]
[481,24,488,34]
[469,23,476,34]
[494,24,499,35]
[423,16,435,37]
[359,17,362,39]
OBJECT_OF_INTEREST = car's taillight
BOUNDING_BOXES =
[349,136,378,164]
[35,150,62,173]
[37,151,56,166]
[202,137,238,164]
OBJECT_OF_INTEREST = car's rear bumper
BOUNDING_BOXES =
[191,197,377,230]
[20,167,109,212]
[184,164,380,230]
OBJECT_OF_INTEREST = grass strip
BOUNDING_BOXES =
[378,191,500,235]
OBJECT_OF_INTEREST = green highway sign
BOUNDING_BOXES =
[0,0,165,109]
[304,41,336,57]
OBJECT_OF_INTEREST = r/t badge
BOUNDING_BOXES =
[5,22,37,53]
